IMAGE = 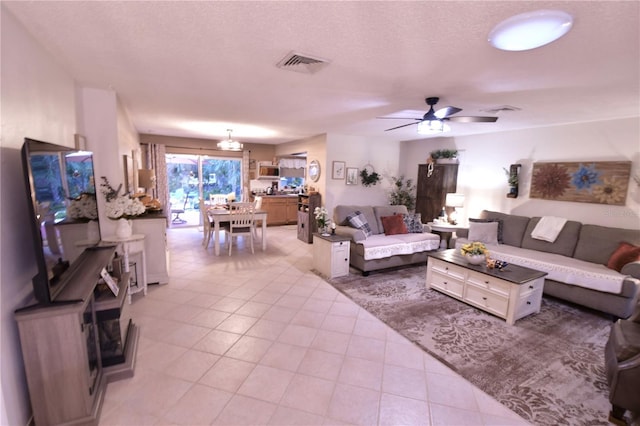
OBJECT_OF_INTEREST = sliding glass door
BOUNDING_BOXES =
[166,154,242,226]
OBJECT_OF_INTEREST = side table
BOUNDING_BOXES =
[427,222,468,249]
[102,234,147,304]
[313,233,351,279]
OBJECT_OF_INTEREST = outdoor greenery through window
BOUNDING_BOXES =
[167,154,242,226]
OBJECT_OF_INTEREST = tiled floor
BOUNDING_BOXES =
[99,225,530,425]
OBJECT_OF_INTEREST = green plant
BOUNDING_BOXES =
[360,169,381,187]
[389,175,416,211]
[460,241,488,256]
[503,167,519,186]
[430,149,458,160]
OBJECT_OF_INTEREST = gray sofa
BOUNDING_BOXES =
[455,210,640,319]
[333,205,441,275]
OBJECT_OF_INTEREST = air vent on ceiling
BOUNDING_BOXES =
[276,51,330,74]
[481,105,522,114]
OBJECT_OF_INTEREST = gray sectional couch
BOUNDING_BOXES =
[455,210,640,319]
[333,205,441,275]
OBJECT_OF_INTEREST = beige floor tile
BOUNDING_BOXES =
[426,372,479,411]
[260,342,308,371]
[328,383,380,425]
[346,334,386,363]
[338,356,383,391]
[310,329,352,354]
[382,364,428,400]
[279,373,336,416]
[237,365,295,403]
[278,323,318,347]
[164,349,220,382]
[246,318,287,341]
[193,329,242,355]
[161,384,233,425]
[199,356,256,393]
[216,313,259,334]
[268,406,325,425]
[212,394,278,425]
[297,348,345,381]
[379,393,431,426]
[102,226,518,426]
[225,335,273,362]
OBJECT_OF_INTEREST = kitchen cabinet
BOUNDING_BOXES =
[415,163,458,224]
[260,196,298,226]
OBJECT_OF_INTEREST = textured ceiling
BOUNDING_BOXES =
[4,1,639,144]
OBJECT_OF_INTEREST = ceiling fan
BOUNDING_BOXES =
[381,97,498,132]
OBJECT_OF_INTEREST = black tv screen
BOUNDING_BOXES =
[21,138,100,304]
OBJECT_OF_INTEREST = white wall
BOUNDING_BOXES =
[401,118,640,229]
[0,6,78,425]
[276,133,402,218]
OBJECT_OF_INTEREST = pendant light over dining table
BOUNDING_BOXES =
[217,129,243,151]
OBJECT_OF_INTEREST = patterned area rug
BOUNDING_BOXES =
[325,265,613,426]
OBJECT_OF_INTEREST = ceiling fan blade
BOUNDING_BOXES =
[384,121,421,131]
[447,115,498,123]
[435,106,462,119]
[376,117,422,120]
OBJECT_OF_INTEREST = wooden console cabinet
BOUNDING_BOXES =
[15,246,138,426]
[297,193,321,243]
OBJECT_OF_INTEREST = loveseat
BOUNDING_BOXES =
[454,210,640,319]
[333,205,441,275]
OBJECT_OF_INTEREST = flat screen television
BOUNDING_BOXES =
[21,137,101,305]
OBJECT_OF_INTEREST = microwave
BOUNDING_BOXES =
[258,164,279,180]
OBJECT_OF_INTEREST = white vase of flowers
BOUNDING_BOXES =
[314,206,330,235]
[115,218,132,239]
[101,177,145,238]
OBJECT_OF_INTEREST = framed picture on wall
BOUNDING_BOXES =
[123,155,134,194]
[346,167,359,185]
[332,161,346,179]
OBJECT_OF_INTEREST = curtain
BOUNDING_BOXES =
[242,150,250,202]
[142,143,169,227]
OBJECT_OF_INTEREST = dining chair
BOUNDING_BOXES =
[227,204,255,255]
[199,198,214,248]
[253,196,263,240]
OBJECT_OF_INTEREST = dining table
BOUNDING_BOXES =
[206,207,268,256]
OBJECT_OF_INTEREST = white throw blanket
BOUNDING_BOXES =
[531,216,567,242]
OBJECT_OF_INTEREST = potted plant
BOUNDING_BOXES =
[389,175,416,211]
[460,241,489,265]
[429,149,459,164]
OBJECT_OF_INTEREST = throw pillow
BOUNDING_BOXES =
[469,218,503,243]
[402,213,424,233]
[380,214,408,235]
[346,210,373,237]
[467,221,499,245]
[607,242,640,272]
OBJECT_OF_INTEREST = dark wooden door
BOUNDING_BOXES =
[415,163,458,223]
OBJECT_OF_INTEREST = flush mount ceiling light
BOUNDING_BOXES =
[217,129,243,151]
[488,10,573,51]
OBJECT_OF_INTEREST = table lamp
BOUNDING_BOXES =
[445,193,465,225]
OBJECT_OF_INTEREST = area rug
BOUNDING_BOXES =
[324,265,613,426]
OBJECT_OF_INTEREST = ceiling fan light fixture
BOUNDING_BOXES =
[488,10,573,51]
[417,120,450,135]
[217,129,244,151]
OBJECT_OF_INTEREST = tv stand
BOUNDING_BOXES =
[14,246,139,426]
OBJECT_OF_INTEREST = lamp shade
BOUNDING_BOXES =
[138,169,156,189]
[445,193,465,208]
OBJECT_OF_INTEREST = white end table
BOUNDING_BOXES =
[102,234,147,304]
[313,233,351,279]
[427,222,468,249]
